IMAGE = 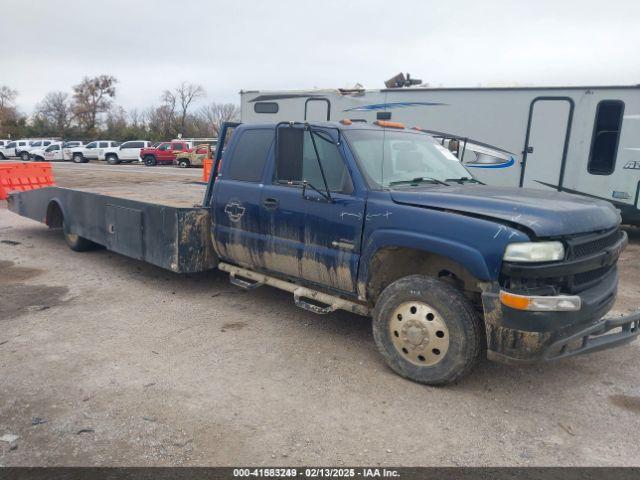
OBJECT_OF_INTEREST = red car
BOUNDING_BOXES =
[140,141,191,166]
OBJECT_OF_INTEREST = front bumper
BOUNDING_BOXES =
[481,268,640,364]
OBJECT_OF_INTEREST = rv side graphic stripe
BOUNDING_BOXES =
[533,180,629,207]
[466,157,516,169]
[344,102,447,112]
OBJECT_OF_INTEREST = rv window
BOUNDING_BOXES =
[226,129,273,182]
[588,100,624,175]
[254,102,279,114]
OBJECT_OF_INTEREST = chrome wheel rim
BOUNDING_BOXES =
[389,301,450,366]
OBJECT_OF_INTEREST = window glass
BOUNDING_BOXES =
[173,143,184,151]
[254,102,279,114]
[98,142,109,148]
[158,143,169,151]
[120,142,132,148]
[345,129,471,188]
[49,145,60,151]
[86,142,97,148]
[6,142,15,148]
[128,141,143,149]
[43,141,51,146]
[301,130,352,192]
[588,101,624,175]
[226,129,274,182]
[32,141,42,147]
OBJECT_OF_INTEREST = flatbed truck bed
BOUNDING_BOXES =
[7,180,218,273]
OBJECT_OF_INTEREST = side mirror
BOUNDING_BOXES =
[276,127,303,183]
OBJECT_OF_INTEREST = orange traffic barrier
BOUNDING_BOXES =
[0,162,55,200]
[202,159,213,182]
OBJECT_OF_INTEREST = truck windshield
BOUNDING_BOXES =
[345,129,473,189]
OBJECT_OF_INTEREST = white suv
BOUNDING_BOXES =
[69,140,120,163]
[0,139,33,159]
[102,140,152,164]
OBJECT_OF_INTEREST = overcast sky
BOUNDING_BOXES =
[1,0,639,114]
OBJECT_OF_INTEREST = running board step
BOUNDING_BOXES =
[218,262,369,316]
[230,272,263,290]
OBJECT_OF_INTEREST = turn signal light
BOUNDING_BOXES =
[499,291,581,312]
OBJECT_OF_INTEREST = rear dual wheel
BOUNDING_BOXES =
[373,275,484,385]
[63,222,98,252]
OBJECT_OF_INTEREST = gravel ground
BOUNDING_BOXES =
[1,161,639,466]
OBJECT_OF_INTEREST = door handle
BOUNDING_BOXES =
[263,197,278,210]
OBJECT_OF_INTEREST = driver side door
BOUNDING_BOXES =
[262,126,365,293]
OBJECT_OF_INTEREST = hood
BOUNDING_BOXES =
[390,185,620,237]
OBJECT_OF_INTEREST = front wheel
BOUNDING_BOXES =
[20,151,30,161]
[177,159,190,168]
[106,154,120,165]
[72,154,84,164]
[144,155,157,166]
[372,275,484,386]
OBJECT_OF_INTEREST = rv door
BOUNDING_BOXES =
[520,97,574,190]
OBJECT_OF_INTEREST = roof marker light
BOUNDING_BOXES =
[374,120,405,129]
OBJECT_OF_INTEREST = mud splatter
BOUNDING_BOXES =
[609,395,640,414]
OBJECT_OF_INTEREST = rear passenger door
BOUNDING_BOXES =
[119,141,140,160]
[96,141,109,159]
[211,128,274,269]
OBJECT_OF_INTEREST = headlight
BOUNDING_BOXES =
[503,241,564,263]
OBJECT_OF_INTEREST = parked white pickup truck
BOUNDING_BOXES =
[20,139,56,160]
[69,140,120,163]
[0,139,35,159]
[101,140,152,164]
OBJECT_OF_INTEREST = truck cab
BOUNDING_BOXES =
[140,141,191,166]
[30,142,65,161]
[208,120,635,384]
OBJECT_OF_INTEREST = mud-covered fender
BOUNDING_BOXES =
[357,225,529,301]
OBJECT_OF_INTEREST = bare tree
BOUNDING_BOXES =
[0,86,18,109]
[35,91,74,136]
[72,75,117,133]
[163,82,205,135]
[0,86,19,136]
[199,102,240,136]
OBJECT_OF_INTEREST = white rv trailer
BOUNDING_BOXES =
[240,85,640,224]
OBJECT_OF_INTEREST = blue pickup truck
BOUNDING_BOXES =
[7,120,639,385]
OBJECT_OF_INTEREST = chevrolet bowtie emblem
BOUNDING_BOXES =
[224,201,246,222]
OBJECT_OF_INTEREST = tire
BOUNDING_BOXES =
[63,222,98,252]
[144,155,157,166]
[106,154,120,165]
[372,275,484,386]
[72,154,84,164]
[20,151,30,161]
[177,159,190,168]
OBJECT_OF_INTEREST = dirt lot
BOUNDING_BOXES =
[1,161,640,466]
